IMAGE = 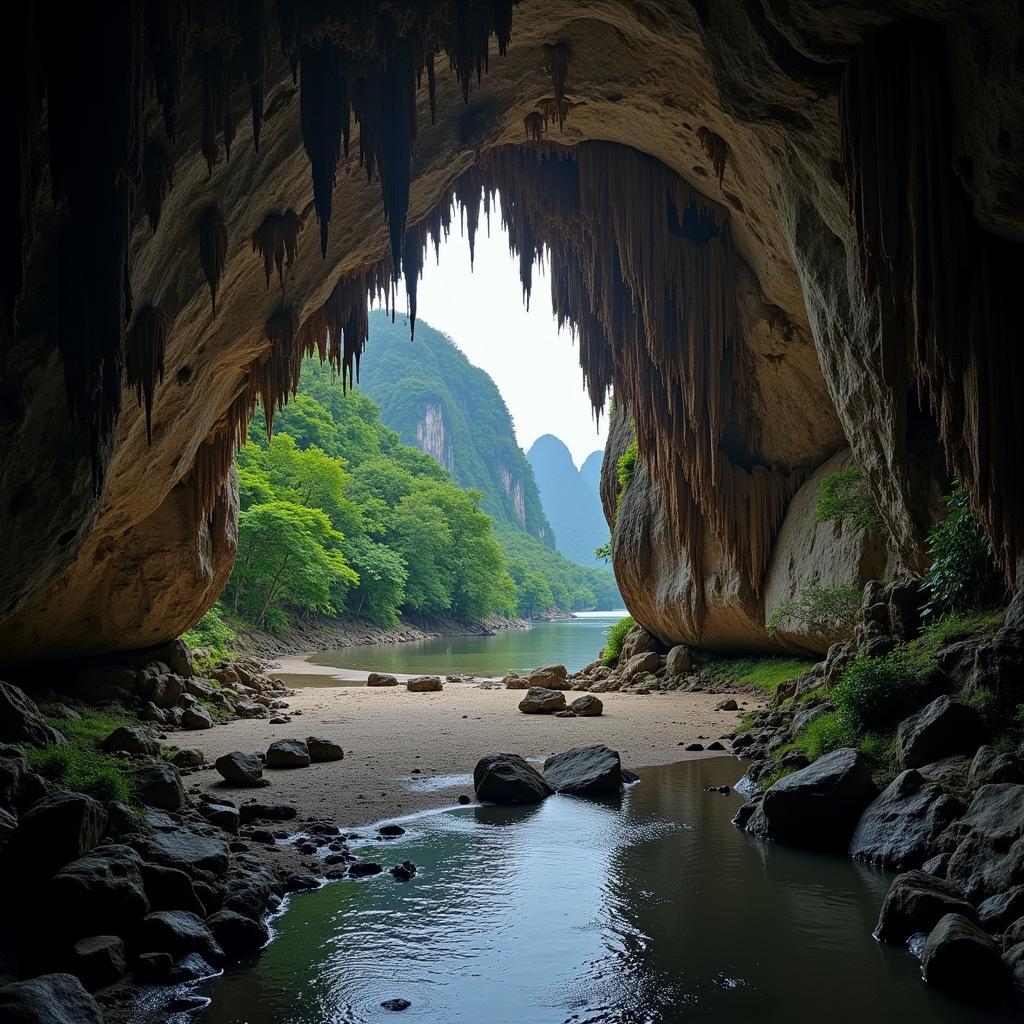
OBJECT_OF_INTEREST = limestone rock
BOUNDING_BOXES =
[620,651,660,680]
[528,665,569,689]
[367,673,399,687]
[406,676,442,693]
[517,687,567,714]
[502,673,530,689]
[473,754,552,805]
[543,745,622,796]
[894,696,989,769]
[664,645,692,675]
[266,739,311,769]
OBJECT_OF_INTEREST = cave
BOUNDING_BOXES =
[2,1,1024,1020]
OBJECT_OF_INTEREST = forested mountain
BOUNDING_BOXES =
[358,312,552,545]
[527,435,609,568]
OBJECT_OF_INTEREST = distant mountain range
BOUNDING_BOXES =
[527,435,609,568]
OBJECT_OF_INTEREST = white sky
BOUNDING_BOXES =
[392,198,609,469]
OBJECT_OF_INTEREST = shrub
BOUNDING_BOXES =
[815,468,886,532]
[602,615,635,667]
[924,486,1005,616]
[181,603,237,666]
[767,583,861,639]
[832,654,924,736]
[614,435,639,519]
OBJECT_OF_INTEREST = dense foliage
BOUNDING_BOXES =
[814,467,886,532]
[181,605,237,667]
[602,615,635,666]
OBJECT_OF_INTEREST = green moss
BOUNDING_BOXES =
[613,435,639,520]
[602,615,635,667]
[759,765,798,790]
[815,468,886,533]
[698,655,814,697]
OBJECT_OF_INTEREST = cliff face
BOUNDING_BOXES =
[2,1,1022,665]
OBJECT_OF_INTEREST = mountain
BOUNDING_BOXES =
[527,435,610,568]
[358,311,553,545]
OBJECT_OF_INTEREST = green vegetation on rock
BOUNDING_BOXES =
[181,604,237,667]
[602,615,635,667]
[767,583,861,639]
[814,467,886,532]
[698,655,813,697]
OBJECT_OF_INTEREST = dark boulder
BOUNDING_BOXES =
[215,751,265,786]
[49,844,149,939]
[894,696,989,769]
[382,997,412,1011]
[0,682,65,747]
[221,854,281,919]
[137,911,225,965]
[367,673,399,687]
[348,862,384,878]
[171,748,206,769]
[874,870,976,943]
[745,748,877,848]
[69,935,126,990]
[266,739,310,769]
[517,687,567,714]
[200,802,240,834]
[970,746,1024,786]
[132,831,229,877]
[181,705,214,730]
[1005,942,1024,995]
[306,737,344,762]
[569,695,603,717]
[978,887,1024,934]
[473,754,552,805]
[100,726,159,757]
[131,762,185,811]
[0,974,102,1023]
[238,801,296,823]
[849,770,962,870]
[959,783,1024,847]
[140,862,205,916]
[206,909,269,955]
[920,913,1005,996]
[543,745,622,796]
[10,792,106,876]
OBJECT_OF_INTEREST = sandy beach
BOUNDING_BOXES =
[176,672,760,827]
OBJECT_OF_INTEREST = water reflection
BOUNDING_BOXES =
[194,758,1012,1024]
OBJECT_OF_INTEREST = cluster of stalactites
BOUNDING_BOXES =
[252,210,304,289]
[841,23,1024,584]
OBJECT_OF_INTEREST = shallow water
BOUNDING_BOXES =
[290,611,628,683]
[194,758,1010,1024]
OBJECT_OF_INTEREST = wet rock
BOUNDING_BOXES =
[849,770,963,870]
[133,832,230,877]
[543,745,622,796]
[70,935,126,990]
[367,672,399,687]
[182,705,213,730]
[732,795,762,829]
[10,792,106,876]
[171,748,206,769]
[970,746,1024,787]
[215,751,265,786]
[306,737,344,762]
[457,794,472,805]
[283,872,320,892]
[50,845,149,940]
[206,909,269,955]
[0,974,102,1023]
[570,695,603,717]
[874,870,976,943]
[920,913,1005,996]
[978,887,1024,934]
[745,748,877,849]
[140,862,205,916]
[200,802,240,834]
[406,676,443,692]
[391,861,417,880]
[378,824,405,837]
[894,696,989,769]
[100,725,159,757]
[238,802,296,823]
[517,687,567,714]
[621,768,640,784]
[266,739,310,769]
[138,911,225,965]
[684,742,704,751]
[348,862,384,878]
[0,681,66,747]
[381,998,412,1011]
[222,854,282,919]
[707,741,726,751]
[131,762,186,811]
[528,665,570,690]
[474,753,552,805]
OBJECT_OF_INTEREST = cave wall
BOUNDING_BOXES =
[2,1,1022,665]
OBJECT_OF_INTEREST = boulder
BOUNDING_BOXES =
[367,673,399,687]
[140,862,205,916]
[150,639,195,679]
[206,909,269,955]
[502,673,530,689]
[978,887,1024,934]
[171,748,206,769]
[745,748,877,848]
[140,673,185,709]
[215,751,264,786]
[528,665,569,690]
[874,870,976,943]
[715,698,739,712]
[348,861,384,878]
[70,935,126,990]
[306,737,344,762]
[10,792,106,876]
[473,754,552,805]
[917,754,972,787]
[970,746,1024,786]
[894,695,989,769]
[200,802,241,834]
[131,762,185,811]
[100,725,159,757]
[959,783,1024,848]
[518,687,567,714]
[570,695,603,717]
[132,832,230,877]
[849,770,963,870]
[0,974,103,1024]
[49,845,150,939]
[0,681,65,747]
[238,802,297,823]
[266,739,311,769]
[181,705,213,730]
[543,745,622,796]
[221,853,281,919]
[1005,942,1024,995]
[620,651,660,680]
[406,676,443,693]
[233,698,270,719]
[664,645,692,675]
[137,911,224,965]
[920,913,1005,996]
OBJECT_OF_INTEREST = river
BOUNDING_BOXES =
[181,757,1010,1024]
[277,611,628,684]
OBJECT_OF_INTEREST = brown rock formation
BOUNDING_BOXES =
[1,2,1022,664]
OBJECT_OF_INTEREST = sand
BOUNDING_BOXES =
[177,670,760,828]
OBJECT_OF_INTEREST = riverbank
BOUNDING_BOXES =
[175,682,757,824]
[232,612,531,661]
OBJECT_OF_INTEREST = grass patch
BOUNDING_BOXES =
[698,655,814,697]
[602,615,635,667]
[758,766,797,790]
[22,709,136,804]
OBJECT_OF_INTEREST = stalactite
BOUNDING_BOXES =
[145,0,191,141]
[841,23,1024,582]
[199,44,228,175]
[240,0,265,151]
[125,306,170,444]
[697,126,728,187]
[198,205,228,316]
[251,210,302,289]
[524,111,544,141]
[142,140,175,233]
[542,42,570,129]
[258,307,302,437]
[276,0,298,83]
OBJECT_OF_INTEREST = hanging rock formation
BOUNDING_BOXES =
[0,1,1022,664]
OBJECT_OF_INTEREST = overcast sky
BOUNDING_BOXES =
[392,198,609,469]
